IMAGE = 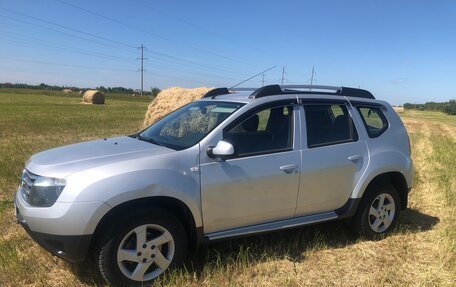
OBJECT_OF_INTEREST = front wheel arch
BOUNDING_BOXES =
[90,196,200,256]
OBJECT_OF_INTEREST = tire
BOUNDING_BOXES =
[351,184,401,240]
[97,208,187,287]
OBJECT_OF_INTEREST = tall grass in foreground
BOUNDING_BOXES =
[431,135,456,271]
[432,136,456,207]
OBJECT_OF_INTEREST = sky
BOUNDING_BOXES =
[0,0,455,105]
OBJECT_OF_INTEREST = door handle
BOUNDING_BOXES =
[348,154,362,162]
[280,164,298,174]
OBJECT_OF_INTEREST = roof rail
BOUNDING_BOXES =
[201,87,230,99]
[250,85,375,99]
[201,85,375,100]
[230,87,257,91]
[282,85,341,92]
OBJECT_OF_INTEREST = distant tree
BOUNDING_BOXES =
[403,103,414,109]
[151,87,161,97]
[443,99,456,115]
[403,99,455,116]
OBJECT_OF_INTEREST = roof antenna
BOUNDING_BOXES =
[229,66,276,89]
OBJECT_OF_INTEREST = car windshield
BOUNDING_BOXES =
[138,101,244,150]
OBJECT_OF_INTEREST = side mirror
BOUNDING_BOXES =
[207,140,234,159]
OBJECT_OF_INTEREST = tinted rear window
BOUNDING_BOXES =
[304,104,358,148]
[357,106,388,138]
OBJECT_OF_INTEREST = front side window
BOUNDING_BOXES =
[304,104,358,148]
[139,101,243,150]
[224,105,294,156]
[357,106,388,138]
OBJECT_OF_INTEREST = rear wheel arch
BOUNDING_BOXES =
[361,172,409,209]
[90,196,201,255]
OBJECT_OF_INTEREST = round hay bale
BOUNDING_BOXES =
[83,90,105,105]
[143,87,212,127]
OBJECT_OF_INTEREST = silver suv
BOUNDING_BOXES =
[15,85,413,286]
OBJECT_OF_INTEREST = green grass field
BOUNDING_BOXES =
[0,89,455,286]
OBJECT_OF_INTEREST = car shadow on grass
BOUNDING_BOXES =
[68,208,438,286]
[184,208,439,279]
[397,208,440,232]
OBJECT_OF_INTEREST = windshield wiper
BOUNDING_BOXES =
[137,134,164,146]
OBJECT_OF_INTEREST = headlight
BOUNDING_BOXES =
[20,170,66,207]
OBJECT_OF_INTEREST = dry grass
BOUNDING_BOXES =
[0,91,455,286]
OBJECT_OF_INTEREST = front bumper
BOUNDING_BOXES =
[19,220,91,262]
[14,192,110,262]
[15,201,91,262]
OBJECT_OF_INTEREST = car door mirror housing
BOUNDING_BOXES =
[207,140,235,159]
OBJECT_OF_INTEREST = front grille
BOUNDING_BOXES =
[19,169,37,204]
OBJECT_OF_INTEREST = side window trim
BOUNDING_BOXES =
[301,100,359,149]
[222,102,297,159]
[223,147,294,159]
[350,100,388,111]
[307,138,357,149]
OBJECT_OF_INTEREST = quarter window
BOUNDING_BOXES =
[304,104,358,148]
[224,105,294,156]
[357,107,388,138]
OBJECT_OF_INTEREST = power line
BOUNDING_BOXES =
[0,9,254,78]
[0,7,268,87]
[0,7,137,49]
[0,57,217,86]
[0,29,136,64]
[131,0,242,45]
[144,71,212,85]
[51,0,260,67]
[143,61,244,82]
[0,17,247,77]
[0,58,136,72]
[131,0,273,58]
[0,31,245,83]
[0,15,137,55]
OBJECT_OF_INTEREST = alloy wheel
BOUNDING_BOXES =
[116,224,175,282]
[368,193,396,233]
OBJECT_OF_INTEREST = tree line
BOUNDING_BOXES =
[0,82,161,97]
[403,99,456,116]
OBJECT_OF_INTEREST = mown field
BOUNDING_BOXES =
[0,89,455,286]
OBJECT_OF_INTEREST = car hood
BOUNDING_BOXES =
[26,136,173,178]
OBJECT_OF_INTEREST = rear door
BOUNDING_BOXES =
[295,99,368,216]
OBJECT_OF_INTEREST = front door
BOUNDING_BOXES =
[200,103,301,233]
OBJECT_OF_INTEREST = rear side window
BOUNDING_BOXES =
[304,104,358,148]
[357,107,388,138]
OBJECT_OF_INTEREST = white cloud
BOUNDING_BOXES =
[391,78,405,84]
